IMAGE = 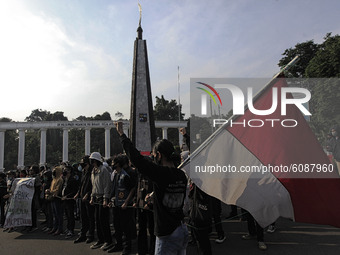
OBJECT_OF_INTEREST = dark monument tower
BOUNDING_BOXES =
[129,5,156,154]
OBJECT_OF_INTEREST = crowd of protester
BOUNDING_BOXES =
[3,123,338,254]
[325,126,340,174]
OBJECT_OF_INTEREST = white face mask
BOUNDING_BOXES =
[78,165,82,172]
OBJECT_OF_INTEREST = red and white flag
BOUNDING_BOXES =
[184,77,340,228]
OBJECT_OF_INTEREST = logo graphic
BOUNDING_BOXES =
[196,82,222,115]
[197,82,311,117]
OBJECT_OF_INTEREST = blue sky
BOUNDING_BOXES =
[0,0,339,121]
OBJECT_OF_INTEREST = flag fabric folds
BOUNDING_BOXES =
[184,78,340,228]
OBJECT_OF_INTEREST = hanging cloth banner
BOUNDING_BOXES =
[4,177,35,228]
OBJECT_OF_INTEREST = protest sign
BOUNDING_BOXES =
[4,178,35,228]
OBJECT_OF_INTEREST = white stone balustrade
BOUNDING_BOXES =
[0,120,186,172]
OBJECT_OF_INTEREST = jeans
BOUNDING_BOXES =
[155,223,189,255]
[52,199,63,232]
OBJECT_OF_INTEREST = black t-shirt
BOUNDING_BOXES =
[120,134,187,237]
[62,176,79,198]
[0,179,7,201]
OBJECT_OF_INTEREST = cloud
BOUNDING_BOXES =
[0,1,131,121]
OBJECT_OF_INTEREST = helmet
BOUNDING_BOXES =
[89,152,103,162]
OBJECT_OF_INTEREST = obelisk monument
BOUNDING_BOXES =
[129,4,156,154]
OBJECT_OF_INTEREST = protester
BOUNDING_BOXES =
[107,155,134,254]
[89,152,113,250]
[329,126,340,175]
[41,169,53,232]
[19,169,27,178]
[242,209,267,250]
[61,165,79,238]
[188,182,212,255]
[6,171,15,191]
[26,165,42,232]
[2,171,16,232]
[74,155,95,244]
[46,166,64,235]
[0,172,7,227]
[135,161,155,255]
[121,154,138,239]
[180,127,190,152]
[72,162,82,221]
[116,122,188,255]
[180,127,213,255]
[211,197,226,244]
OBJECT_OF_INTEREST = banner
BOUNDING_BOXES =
[4,178,35,228]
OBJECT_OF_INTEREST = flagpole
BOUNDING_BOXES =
[246,55,299,111]
[178,66,181,125]
[180,56,300,167]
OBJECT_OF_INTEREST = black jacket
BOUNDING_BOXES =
[62,176,79,199]
[79,166,93,200]
[120,134,187,237]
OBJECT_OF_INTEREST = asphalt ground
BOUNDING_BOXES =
[1,205,340,255]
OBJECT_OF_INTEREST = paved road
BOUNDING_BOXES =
[1,208,340,255]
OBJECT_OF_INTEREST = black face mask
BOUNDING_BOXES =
[90,159,96,166]
[62,171,68,177]
[52,171,56,177]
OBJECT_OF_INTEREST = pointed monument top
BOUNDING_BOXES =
[137,3,143,39]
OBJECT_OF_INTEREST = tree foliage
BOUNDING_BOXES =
[278,40,319,77]
[154,95,184,121]
[153,95,184,148]
[278,33,340,139]
[305,33,340,78]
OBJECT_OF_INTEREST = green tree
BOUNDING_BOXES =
[307,78,340,138]
[278,33,340,140]
[154,95,184,121]
[25,109,49,122]
[153,95,184,147]
[278,40,319,78]
[114,111,124,120]
[305,33,340,78]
